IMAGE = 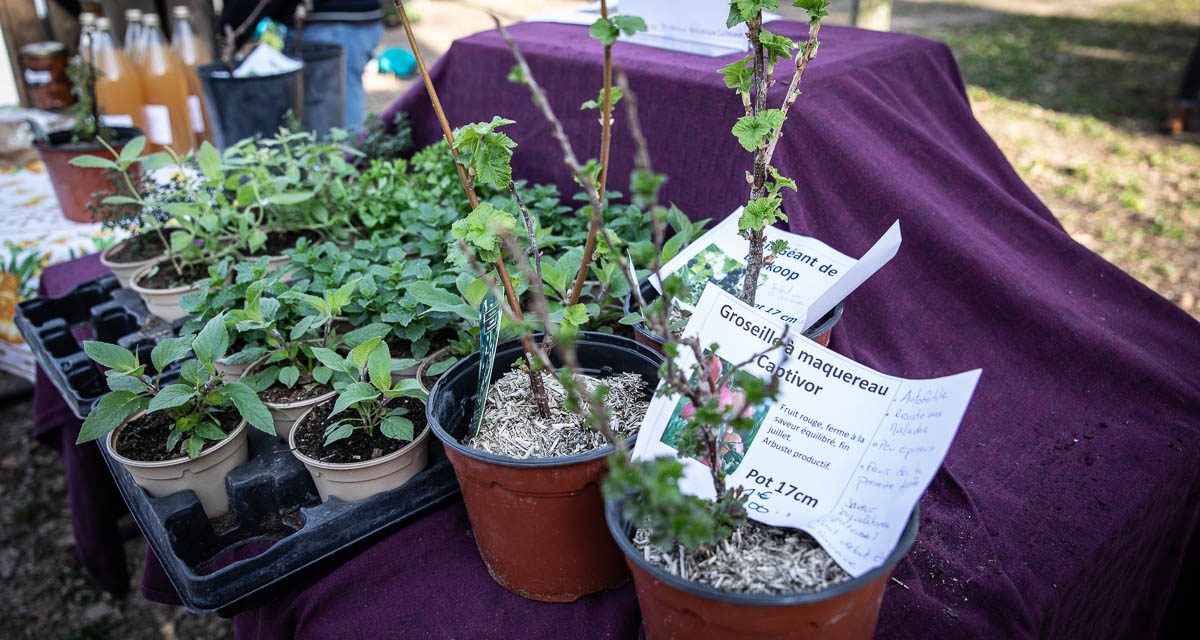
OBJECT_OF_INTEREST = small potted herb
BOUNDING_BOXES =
[40,53,140,223]
[75,314,274,517]
[289,337,431,502]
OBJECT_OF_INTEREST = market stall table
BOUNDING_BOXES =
[30,20,1199,639]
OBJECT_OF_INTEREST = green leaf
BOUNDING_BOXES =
[611,15,648,35]
[324,422,354,446]
[343,322,392,347]
[719,56,754,94]
[368,344,393,391]
[151,336,194,371]
[105,370,150,393]
[193,420,227,441]
[731,109,785,152]
[407,281,475,319]
[224,346,267,366]
[311,347,352,374]
[619,312,644,326]
[192,314,230,365]
[589,15,647,46]
[83,341,138,372]
[102,195,141,206]
[451,117,517,190]
[731,0,780,25]
[223,381,275,434]
[197,141,222,179]
[580,87,624,111]
[278,366,300,388]
[381,415,414,441]
[269,191,315,205]
[385,377,427,401]
[186,434,204,459]
[561,303,590,328]
[78,391,143,443]
[449,203,517,265]
[426,357,457,377]
[68,154,118,170]
[759,29,795,64]
[332,382,379,415]
[148,384,196,412]
[118,136,146,164]
[349,337,383,370]
[739,196,788,233]
[794,0,830,22]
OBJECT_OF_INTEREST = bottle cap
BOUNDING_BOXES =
[79,12,96,27]
[96,16,112,30]
[125,8,142,20]
[143,13,160,27]
[172,6,190,18]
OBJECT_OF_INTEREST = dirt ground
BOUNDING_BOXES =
[2,1,1196,638]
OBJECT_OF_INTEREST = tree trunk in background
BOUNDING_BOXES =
[851,0,892,31]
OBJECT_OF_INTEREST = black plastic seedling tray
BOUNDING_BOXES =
[16,275,184,419]
[17,275,462,615]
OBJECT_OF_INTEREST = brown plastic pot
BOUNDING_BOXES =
[33,127,141,223]
[625,280,844,352]
[427,332,663,602]
[605,500,919,640]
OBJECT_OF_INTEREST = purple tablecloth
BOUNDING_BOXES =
[32,20,1199,639]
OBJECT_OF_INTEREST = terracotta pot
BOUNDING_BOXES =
[129,258,200,322]
[605,501,919,640]
[33,127,141,223]
[106,413,249,518]
[427,332,663,602]
[289,401,431,502]
[415,346,452,395]
[100,234,166,289]
[625,280,843,352]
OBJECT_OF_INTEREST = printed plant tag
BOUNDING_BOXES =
[469,295,502,439]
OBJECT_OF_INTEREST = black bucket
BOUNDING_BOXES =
[198,64,301,148]
[299,43,345,139]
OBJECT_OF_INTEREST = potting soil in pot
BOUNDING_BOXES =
[467,369,648,458]
[115,409,240,461]
[136,262,207,289]
[259,382,332,405]
[635,521,850,594]
[107,233,167,263]
[293,397,425,463]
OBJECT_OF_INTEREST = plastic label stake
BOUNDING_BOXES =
[469,295,502,439]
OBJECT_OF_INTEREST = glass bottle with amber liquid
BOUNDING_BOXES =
[137,13,194,153]
[170,6,214,145]
[123,8,144,64]
[92,17,146,132]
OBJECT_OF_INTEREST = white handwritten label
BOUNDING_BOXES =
[100,114,134,128]
[141,104,172,145]
[654,211,901,332]
[186,95,205,133]
[23,69,52,86]
[633,285,981,577]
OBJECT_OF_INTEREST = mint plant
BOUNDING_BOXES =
[308,337,427,446]
[76,314,275,458]
[722,0,830,305]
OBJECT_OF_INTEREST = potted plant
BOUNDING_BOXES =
[75,314,275,517]
[38,53,141,223]
[404,0,670,601]
[289,337,431,502]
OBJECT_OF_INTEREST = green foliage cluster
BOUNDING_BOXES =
[76,315,274,457]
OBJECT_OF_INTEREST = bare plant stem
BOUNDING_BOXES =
[398,1,549,417]
[489,14,608,311]
[763,21,821,167]
[740,13,771,307]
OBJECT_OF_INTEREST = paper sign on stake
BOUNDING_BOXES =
[633,284,981,577]
[469,295,502,440]
[653,211,900,335]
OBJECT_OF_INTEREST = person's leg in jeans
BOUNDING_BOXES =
[1165,37,1200,134]
[303,21,384,130]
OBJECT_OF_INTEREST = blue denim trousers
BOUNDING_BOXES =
[303,21,384,130]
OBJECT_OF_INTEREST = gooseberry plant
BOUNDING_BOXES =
[722,0,829,305]
[76,314,275,458]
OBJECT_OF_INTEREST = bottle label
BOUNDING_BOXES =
[187,95,205,133]
[101,114,135,127]
[142,104,173,145]
[23,69,52,86]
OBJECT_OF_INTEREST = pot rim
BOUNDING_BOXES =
[605,499,919,607]
[427,332,658,469]
[105,410,248,469]
[288,399,432,470]
[129,256,201,295]
[624,280,844,344]
[241,358,339,409]
[415,345,452,394]
[33,126,142,152]
[100,237,166,268]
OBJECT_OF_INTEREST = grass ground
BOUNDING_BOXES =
[3,2,1195,638]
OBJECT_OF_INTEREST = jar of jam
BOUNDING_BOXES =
[19,41,74,111]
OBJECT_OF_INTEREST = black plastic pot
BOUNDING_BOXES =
[426,332,664,602]
[606,500,919,639]
[625,280,844,352]
[198,44,345,148]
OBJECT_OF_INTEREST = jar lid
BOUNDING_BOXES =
[19,41,66,57]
